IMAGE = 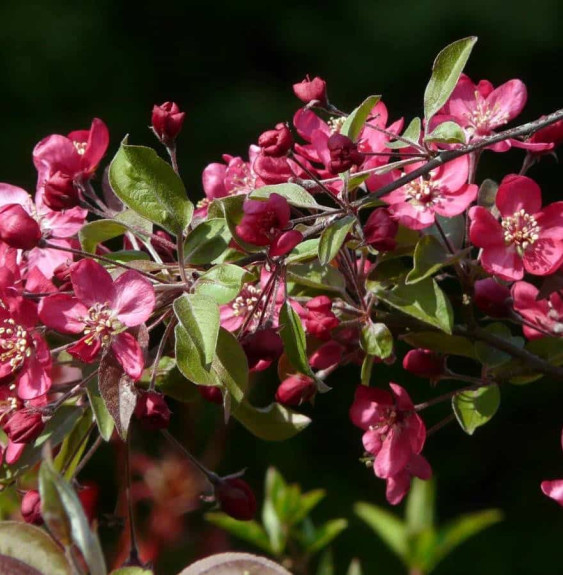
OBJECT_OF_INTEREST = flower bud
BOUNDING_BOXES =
[43,171,80,210]
[403,349,445,380]
[253,154,294,185]
[21,490,43,525]
[258,123,293,157]
[77,481,99,524]
[241,328,283,372]
[474,278,511,318]
[198,386,223,405]
[134,391,171,430]
[327,133,364,173]
[215,477,257,521]
[276,374,316,406]
[151,102,186,145]
[364,208,398,252]
[4,410,45,444]
[293,76,328,106]
[0,205,42,250]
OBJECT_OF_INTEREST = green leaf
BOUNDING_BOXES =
[262,498,286,555]
[424,37,478,123]
[154,364,201,403]
[424,121,466,144]
[425,214,465,251]
[402,332,477,359]
[360,321,393,359]
[54,408,94,480]
[316,549,335,575]
[291,489,326,525]
[205,514,273,554]
[39,458,107,575]
[452,384,500,435]
[286,238,321,263]
[250,183,323,210]
[288,262,346,294]
[318,215,355,266]
[374,277,453,333]
[406,478,435,534]
[305,519,348,554]
[360,354,374,386]
[109,141,193,236]
[279,301,311,376]
[183,218,232,264]
[0,522,72,575]
[474,323,524,368]
[79,220,129,253]
[174,294,220,368]
[354,502,407,562]
[386,117,421,149]
[346,559,363,575]
[111,569,154,575]
[194,264,252,305]
[340,95,381,142]
[87,380,115,441]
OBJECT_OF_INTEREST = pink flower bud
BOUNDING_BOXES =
[327,133,364,174]
[198,386,223,404]
[258,123,293,157]
[4,410,45,444]
[276,374,316,406]
[364,208,398,252]
[0,204,42,250]
[241,328,283,372]
[293,76,328,106]
[474,278,511,318]
[151,102,186,145]
[21,490,43,525]
[403,349,445,380]
[134,391,171,430]
[43,171,80,210]
[269,229,303,257]
[215,477,257,521]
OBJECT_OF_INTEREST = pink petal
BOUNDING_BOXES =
[17,356,51,400]
[72,259,116,307]
[541,480,563,506]
[536,202,563,240]
[496,175,542,217]
[39,294,87,333]
[32,134,82,177]
[486,79,527,127]
[432,156,469,192]
[523,238,563,276]
[481,244,523,281]
[202,163,228,199]
[112,332,144,380]
[82,118,110,173]
[385,471,411,505]
[389,201,436,230]
[0,184,34,212]
[349,386,393,430]
[374,428,412,479]
[362,429,383,455]
[68,336,102,364]
[27,241,74,279]
[434,183,478,218]
[112,271,155,326]
[408,454,432,479]
[5,442,25,465]
[269,230,303,257]
[468,206,504,248]
[293,108,329,141]
[389,383,414,410]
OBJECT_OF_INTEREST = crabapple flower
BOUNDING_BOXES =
[301,296,339,340]
[0,204,42,250]
[350,383,426,479]
[39,259,155,380]
[327,133,364,173]
[258,123,293,157]
[469,175,563,281]
[363,208,398,252]
[21,490,43,525]
[512,281,563,339]
[382,156,477,229]
[151,102,185,145]
[293,76,328,106]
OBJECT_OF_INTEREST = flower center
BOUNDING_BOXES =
[82,303,124,347]
[73,141,87,156]
[328,117,346,134]
[405,178,439,207]
[546,304,563,335]
[467,92,509,133]
[231,284,262,318]
[0,318,32,373]
[226,162,256,195]
[501,209,540,253]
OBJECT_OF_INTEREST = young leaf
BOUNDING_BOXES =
[287,262,346,294]
[305,519,348,553]
[424,121,466,144]
[316,549,335,575]
[402,332,477,359]
[452,384,500,435]
[79,220,129,254]
[111,569,154,575]
[183,218,232,264]
[286,238,321,263]
[54,408,94,479]
[405,478,435,534]
[360,321,393,359]
[262,497,286,555]
[386,117,422,149]
[474,323,524,367]
[318,215,355,266]
[194,264,252,305]
[250,183,322,210]
[279,301,312,376]
[291,489,326,525]
[87,380,115,441]
[204,514,273,554]
[346,559,363,575]
[340,95,381,142]
[109,141,193,236]
[424,37,478,123]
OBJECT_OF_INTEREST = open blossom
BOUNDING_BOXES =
[469,175,563,281]
[350,383,427,480]
[382,156,477,229]
[39,259,155,380]
[512,281,563,339]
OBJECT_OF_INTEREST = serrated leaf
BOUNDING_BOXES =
[174,294,220,367]
[341,95,381,142]
[360,321,393,359]
[286,238,321,263]
[183,218,232,264]
[98,350,137,440]
[305,519,348,554]
[109,141,193,236]
[0,522,71,575]
[250,183,322,210]
[318,215,355,266]
[425,121,466,144]
[87,380,115,441]
[204,514,273,554]
[424,37,478,123]
[402,332,476,359]
[452,384,500,435]
[194,264,252,305]
[354,502,408,562]
[386,117,422,149]
[279,301,311,375]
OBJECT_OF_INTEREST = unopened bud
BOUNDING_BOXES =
[241,328,283,372]
[215,477,257,521]
[275,374,316,406]
[151,101,185,145]
[21,490,43,525]
[4,410,45,444]
[43,171,80,210]
[198,386,223,405]
[474,278,511,318]
[403,349,445,380]
[258,123,293,157]
[364,208,398,252]
[134,391,171,430]
[0,205,42,250]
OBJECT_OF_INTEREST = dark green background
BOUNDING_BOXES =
[2,0,563,573]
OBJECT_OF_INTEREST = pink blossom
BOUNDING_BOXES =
[469,175,563,281]
[382,156,477,229]
[39,259,155,380]
[541,428,563,506]
[512,281,563,339]
[350,383,426,479]
[151,102,185,145]
[292,76,328,106]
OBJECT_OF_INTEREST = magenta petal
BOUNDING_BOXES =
[389,383,414,410]
[69,336,102,364]
[5,442,25,465]
[202,163,228,199]
[17,356,51,400]
[487,79,527,126]
[72,259,116,307]
[385,471,411,505]
[496,175,542,217]
[468,206,504,248]
[269,230,303,257]
[523,238,563,276]
[408,454,432,480]
[481,245,523,281]
[0,184,34,211]
[39,294,87,333]
[374,428,412,479]
[541,480,563,506]
[112,332,144,380]
[433,156,469,192]
[349,386,393,430]
[82,118,110,173]
[362,429,383,455]
[113,271,155,326]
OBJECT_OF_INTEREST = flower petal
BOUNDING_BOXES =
[39,294,87,334]
[112,270,155,326]
[496,175,542,217]
[71,259,116,307]
[112,332,144,380]
[541,479,563,506]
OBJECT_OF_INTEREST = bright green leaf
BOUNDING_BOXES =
[360,321,393,359]
[183,218,232,264]
[424,121,466,144]
[402,332,477,359]
[288,262,346,294]
[386,117,422,149]
[250,183,323,210]
[54,409,94,480]
[318,215,355,266]
[452,384,500,435]
[316,549,335,575]
[406,478,435,535]
[79,220,129,254]
[204,514,273,554]
[87,380,115,441]
[279,301,311,375]
[194,264,252,305]
[305,519,348,554]
[341,95,381,142]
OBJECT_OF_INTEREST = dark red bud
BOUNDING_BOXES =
[134,391,171,430]
[151,101,186,145]
[4,410,45,444]
[363,208,398,252]
[269,229,303,257]
[275,374,316,406]
[0,204,42,250]
[77,481,99,524]
[258,123,293,157]
[403,349,445,380]
[215,477,257,521]
[21,490,43,525]
[43,171,80,210]
[198,386,223,404]
[293,76,328,106]
[474,278,512,318]
[327,133,364,173]
[241,328,283,372]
